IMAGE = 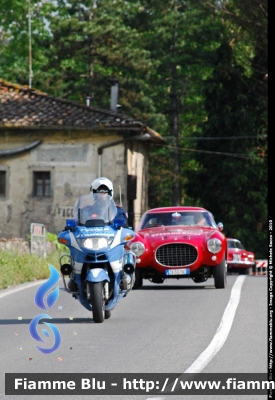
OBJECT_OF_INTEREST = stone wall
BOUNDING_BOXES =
[0,238,56,255]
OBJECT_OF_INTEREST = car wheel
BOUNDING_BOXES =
[105,310,111,319]
[239,268,249,275]
[214,257,227,289]
[133,268,143,289]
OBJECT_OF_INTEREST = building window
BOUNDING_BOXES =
[0,171,6,196]
[33,172,51,196]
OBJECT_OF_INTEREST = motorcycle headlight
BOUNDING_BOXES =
[130,242,145,256]
[78,237,114,250]
[207,238,222,254]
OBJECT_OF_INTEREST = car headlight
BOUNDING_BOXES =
[130,242,145,256]
[77,237,114,250]
[207,238,222,254]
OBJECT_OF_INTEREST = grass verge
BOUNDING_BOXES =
[0,248,67,291]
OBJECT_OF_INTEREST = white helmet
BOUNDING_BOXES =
[90,177,113,198]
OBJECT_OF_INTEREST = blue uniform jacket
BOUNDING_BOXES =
[116,205,129,227]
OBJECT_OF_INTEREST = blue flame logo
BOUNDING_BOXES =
[35,264,60,310]
[29,264,61,354]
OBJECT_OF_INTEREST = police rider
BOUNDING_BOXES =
[89,177,128,227]
[68,177,129,292]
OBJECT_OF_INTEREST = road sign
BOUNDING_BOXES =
[30,223,47,258]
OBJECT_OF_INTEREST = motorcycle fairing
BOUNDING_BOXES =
[86,268,110,283]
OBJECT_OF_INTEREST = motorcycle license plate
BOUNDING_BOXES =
[166,268,190,275]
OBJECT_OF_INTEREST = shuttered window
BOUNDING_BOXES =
[33,172,51,196]
[0,171,6,196]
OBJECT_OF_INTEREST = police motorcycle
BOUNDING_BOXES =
[58,193,136,323]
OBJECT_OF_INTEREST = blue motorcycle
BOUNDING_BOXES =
[58,193,136,323]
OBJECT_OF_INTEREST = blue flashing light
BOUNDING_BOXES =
[114,217,124,228]
[66,219,77,227]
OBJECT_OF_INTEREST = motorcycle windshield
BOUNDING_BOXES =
[73,194,117,226]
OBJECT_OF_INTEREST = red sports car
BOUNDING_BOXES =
[128,206,227,289]
[226,238,255,275]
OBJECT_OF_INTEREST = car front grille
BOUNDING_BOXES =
[156,243,198,267]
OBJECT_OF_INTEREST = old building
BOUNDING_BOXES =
[0,78,164,238]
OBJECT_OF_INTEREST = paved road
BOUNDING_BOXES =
[0,274,268,399]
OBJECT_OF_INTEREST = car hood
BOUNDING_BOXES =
[136,226,216,247]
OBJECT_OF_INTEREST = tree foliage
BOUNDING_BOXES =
[0,0,268,257]
[185,0,268,258]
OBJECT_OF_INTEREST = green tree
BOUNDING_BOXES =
[0,0,54,85]
[134,0,224,206]
[185,37,267,258]
[191,0,267,259]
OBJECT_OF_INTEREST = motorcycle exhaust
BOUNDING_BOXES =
[123,252,136,274]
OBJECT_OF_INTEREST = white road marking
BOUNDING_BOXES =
[147,275,246,398]
[184,275,246,373]
[0,280,46,299]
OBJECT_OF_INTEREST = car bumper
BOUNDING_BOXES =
[136,265,212,279]
[227,260,255,269]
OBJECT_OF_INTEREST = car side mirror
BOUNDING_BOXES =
[217,222,223,231]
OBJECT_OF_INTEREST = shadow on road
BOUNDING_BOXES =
[135,284,215,291]
[0,317,93,325]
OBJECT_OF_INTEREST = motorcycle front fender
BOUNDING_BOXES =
[86,268,110,283]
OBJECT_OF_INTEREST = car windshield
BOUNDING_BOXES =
[227,240,244,250]
[139,211,217,229]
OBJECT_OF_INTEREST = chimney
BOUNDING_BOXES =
[110,79,118,112]
[86,96,91,107]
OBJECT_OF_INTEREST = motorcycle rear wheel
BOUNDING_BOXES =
[90,282,104,323]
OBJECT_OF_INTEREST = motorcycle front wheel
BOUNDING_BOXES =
[90,282,105,323]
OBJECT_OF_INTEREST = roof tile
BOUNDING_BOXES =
[0,78,165,143]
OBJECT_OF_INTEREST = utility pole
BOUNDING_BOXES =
[171,0,180,206]
[28,0,33,88]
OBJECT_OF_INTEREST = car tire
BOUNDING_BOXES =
[133,268,143,289]
[214,257,227,289]
[105,310,111,319]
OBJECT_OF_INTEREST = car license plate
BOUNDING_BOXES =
[233,254,241,261]
[165,268,190,275]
